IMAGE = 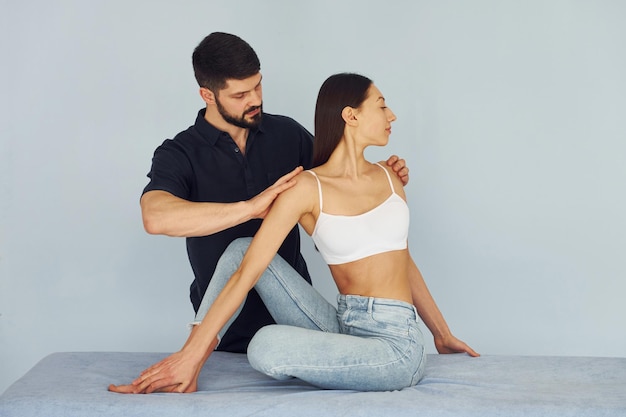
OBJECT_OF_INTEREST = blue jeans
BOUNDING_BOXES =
[194,237,426,391]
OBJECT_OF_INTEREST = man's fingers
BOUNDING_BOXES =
[275,166,303,186]
[267,168,301,195]
[275,178,298,193]
[250,166,303,219]
[386,155,399,166]
[392,159,406,173]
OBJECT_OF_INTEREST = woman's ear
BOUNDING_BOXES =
[341,106,358,126]
[199,87,216,105]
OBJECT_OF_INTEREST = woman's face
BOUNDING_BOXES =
[354,84,397,146]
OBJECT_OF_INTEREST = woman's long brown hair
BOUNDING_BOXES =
[312,73,372,167]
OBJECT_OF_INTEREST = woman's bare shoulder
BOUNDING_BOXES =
[294,169,322,191]
[377,160,407,198]
[274,169,319,207]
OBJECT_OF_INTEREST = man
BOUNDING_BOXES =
[141,32,409,353]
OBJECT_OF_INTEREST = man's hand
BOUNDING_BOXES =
[248,166,303,219]
[386,155,409,186]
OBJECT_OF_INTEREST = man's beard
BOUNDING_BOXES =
[216,98,263,129]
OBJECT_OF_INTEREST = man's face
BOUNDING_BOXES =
[214,73,263,129]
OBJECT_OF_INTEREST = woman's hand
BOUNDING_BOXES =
[434,334,480,357]
[108,349,204,394]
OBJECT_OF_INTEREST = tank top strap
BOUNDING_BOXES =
[306,170,324,211]
[375,162,395,193]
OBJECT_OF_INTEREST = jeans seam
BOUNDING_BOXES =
[266,261,335,333]
[268,338,410,374]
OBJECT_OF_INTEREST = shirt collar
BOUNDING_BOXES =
[194,108,265,145]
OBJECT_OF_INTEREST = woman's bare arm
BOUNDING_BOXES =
[407,255,479,357]
[112,173,316,393]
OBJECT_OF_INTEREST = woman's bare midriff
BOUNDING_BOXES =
[329,249,413,304]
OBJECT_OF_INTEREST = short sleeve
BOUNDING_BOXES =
[142,139,193,199]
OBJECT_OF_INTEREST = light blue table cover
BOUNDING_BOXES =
[1,351,625,416]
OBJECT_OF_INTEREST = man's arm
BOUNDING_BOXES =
[140,166,303,237]
[111,172,316,394]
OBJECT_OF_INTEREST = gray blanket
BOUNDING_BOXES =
[1,351,625,416]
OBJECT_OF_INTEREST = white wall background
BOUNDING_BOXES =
[1,0,625,394]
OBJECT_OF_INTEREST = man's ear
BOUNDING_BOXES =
[341,106,358,126]
[199,87,216,105]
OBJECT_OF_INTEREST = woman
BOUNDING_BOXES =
[110,73,478,394]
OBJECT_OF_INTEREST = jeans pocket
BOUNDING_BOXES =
[370,309,412,337]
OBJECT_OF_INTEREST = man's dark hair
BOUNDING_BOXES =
[192,32,261,92]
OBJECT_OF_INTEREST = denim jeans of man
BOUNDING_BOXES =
[194,237,426,391]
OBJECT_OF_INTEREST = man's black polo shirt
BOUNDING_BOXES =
[143,108,313,352]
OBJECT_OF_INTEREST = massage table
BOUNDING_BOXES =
[1,351,625,416]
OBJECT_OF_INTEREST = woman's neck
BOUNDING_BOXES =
[322,136,371,179]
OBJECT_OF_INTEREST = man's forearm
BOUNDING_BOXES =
[140,190,254,237]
